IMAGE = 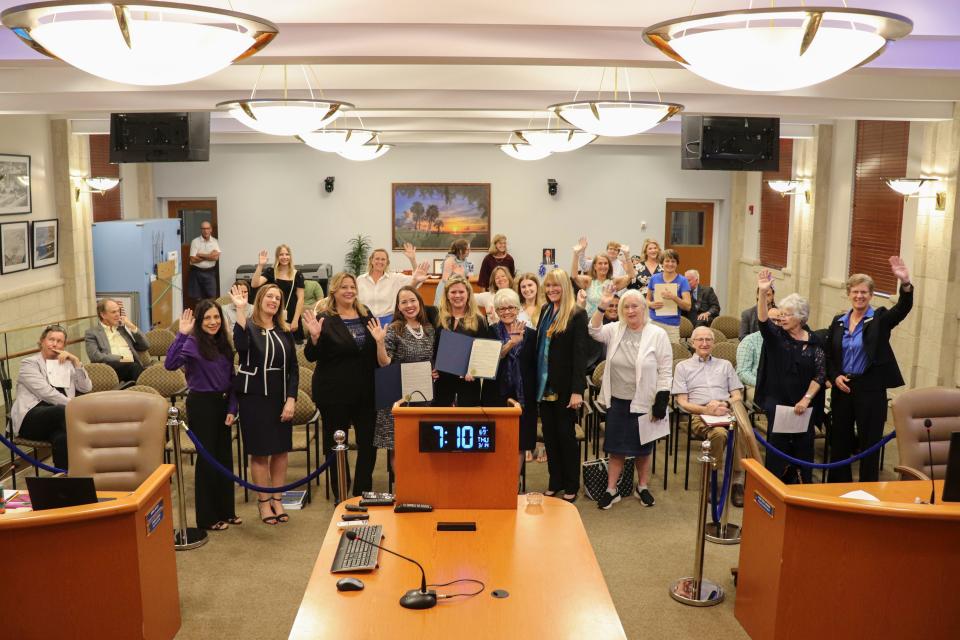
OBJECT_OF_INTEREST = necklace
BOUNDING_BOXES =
[406,323,425,339]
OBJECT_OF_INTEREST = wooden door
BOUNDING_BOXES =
[167,199,218,311]
[665,201,714,285]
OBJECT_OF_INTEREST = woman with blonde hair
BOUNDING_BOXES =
[434,239,471,306]
[357,242,430,325]
[302,272,378,499]
[230,283,298,524]
[434,274,489,407]
[536,269,588,501]
[571,240,635,317]
[477,233,515,289]
[629,238,663,295]
[251,244,305,341]
[516,272,544,329]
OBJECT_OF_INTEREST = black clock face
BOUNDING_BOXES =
[419,421,495,453]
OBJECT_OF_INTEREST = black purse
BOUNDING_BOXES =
[582,457,635,501]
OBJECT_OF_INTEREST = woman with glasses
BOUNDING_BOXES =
[11,325,92,470]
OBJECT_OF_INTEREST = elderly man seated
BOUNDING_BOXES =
[673,325,746,507]
[84,298,149,383]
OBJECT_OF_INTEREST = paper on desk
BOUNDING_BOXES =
[839,490,880,502]
[639,413,671,445]
[401,361,434,402]
[45,360,72,388]
[772,405,813,434]
[654,283,678,316]
[468,338,501,380]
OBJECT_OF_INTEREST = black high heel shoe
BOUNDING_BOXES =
[258,498,278,525]
[271,497,290,523]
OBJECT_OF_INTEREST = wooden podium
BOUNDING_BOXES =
[392,403,521,509]
[735,459,960,640]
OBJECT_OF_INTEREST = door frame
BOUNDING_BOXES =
[167,199,219,312]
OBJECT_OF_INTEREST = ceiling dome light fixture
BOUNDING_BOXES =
[1,1,278,86]
[218,98,352,137]
[299,129,378,153]
[499,143,552,161]
[643,7,912,92]
[550,101,684,137]
[515,129,596,153]
[337,143,392,162]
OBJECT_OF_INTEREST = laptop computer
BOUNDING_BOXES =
[942,432,960,503]
[26,476,98,511]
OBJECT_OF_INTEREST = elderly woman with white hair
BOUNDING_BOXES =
[588,285,672,509]
[755,270,826,483]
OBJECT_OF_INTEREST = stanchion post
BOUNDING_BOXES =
[706,417,742,545]
[333,430,348,505]
[670,440,724,606]
[169,407,208,550]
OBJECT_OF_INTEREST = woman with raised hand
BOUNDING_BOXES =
[231,283,298,524]
[516,272,545,329]
[629,238,664,295]
[477,233,516,289]
[571,238,635,317]
[302,272,378,499]
[434,274,489,407]
[166,301,239,532]
[536,269,589,502]
[755,270,826,484]
[11,324,92,471]
[250,245,306,342]
[645,248,692,343]
[357,242,430,325]
[369,286,436,465]
[588,285,672,509]
[434,239,471,306]
[475,265,521,325]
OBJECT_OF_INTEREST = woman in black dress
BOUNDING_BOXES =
[250,244,306,341]
[301,272,378,499]
[231,283,298,524]
[434,274,490,407]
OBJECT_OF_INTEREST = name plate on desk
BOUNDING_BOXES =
[419,421,495,453]
[146,499,164,535]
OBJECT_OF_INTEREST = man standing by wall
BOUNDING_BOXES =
[189,221,220,300]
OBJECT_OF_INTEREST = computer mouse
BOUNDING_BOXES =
[336,577,365,592]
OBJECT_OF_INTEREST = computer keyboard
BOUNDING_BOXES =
[330,524,383,573]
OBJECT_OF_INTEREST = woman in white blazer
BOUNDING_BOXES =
[588,287,672,510]
[11,325,92,470]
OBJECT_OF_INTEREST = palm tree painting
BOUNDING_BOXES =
[392,183,490,251]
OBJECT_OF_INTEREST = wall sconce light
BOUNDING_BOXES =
[885,177,946,210]
[73,176,120,201]
[766,179,811,204]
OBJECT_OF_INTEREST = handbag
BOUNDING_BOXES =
[582,457,635,501]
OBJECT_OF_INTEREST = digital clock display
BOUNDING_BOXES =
[419,421,496,453]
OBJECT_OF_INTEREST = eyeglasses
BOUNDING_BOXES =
[495,307,518,314]
[691,337,715,343]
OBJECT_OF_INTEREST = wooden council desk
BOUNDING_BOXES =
[735,459,960,640]
[289,496,625,639]
[0,465,181,640]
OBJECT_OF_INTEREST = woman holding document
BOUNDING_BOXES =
[755,270,825,484]
[370,286,436,458]
[433,274,490,407]
[645,249,691,343]
[588,287,672,509]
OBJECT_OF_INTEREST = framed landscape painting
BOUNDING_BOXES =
[392,183,491,252]
[0,154,31,215]
[32,218,58,268]
[0,220,30,274]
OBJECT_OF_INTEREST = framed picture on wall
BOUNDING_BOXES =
[392,183,491,252]
[0,154,31,215]
[0,220,30,274]
[31,218,58,268]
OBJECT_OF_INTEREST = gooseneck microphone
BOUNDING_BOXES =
[924,419,936,505]
[345,530,438,609]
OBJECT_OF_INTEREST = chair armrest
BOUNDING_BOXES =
[894,465,930,481]
[117,381,136,390]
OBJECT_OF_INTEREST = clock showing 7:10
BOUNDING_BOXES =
[418,421,496,453]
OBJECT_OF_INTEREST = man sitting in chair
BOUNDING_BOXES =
[673,326,746,507]
[84,298,149,383]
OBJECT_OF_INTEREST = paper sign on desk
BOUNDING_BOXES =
[772,405,812,433]
[639,413,671,445]
[435,330,500,379]
[839,490,880,502]
[653,283,678,316]
[45,360,72,388]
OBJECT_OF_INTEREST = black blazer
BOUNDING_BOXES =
[232,321,298,399]
[304,311,378,406]
[536,306,588,399]
[686,285,721,326]
[826,284,913,390]
[482,325,538,408]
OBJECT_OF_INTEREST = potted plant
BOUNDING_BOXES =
[344,234,372,275]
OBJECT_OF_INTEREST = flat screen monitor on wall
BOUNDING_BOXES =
[109,112,210,163]
[681,115,779,171]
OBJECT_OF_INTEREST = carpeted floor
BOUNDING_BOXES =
[167,436,900,640]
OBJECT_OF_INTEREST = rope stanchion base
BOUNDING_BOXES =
[669,577,725,607]
[704,521,741,545]
[175,528,208,551]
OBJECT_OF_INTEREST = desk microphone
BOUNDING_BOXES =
[924,419,936,505]
[344,530,437,609]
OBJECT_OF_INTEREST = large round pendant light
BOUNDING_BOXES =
[499,143,552,161]
[549,101,684,137]
[1,1,278,86]
[337,144,391,162]
[217,99,352,137]
[642,7,912,92]
[516,129,596,153]
[299,129,377,153]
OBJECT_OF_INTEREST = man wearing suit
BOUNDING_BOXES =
[684,270,721,327]
[84,298,149,383]
[826,256,913,483]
